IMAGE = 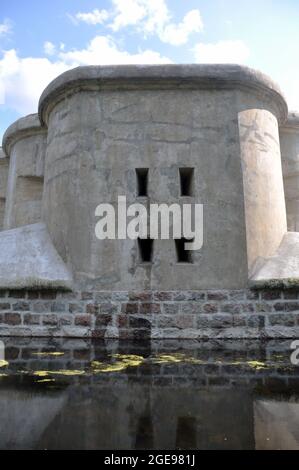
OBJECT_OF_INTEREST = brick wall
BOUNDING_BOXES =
[0,289,299,338]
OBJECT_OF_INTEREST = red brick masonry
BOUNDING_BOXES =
[0,289,299,338]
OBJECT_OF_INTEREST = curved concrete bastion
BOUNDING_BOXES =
[1,64,299,339]
[0,115,72,291]
[2,114,46,229]
[280,112,299,231]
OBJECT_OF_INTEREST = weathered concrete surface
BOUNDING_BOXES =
[280,112,299,231]
[38,64,288,290]
[250,232,299,288]
[0,148,9,230]
[2,114,46,229]
[239,109,287,271]
[0,223,72,290]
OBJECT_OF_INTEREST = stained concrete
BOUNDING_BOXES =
[38,64,288,290]
[0,223,72,290]
[2,114,46,230]
[239,109,287,271]
[0,148,9,230]
[250,232,299,288]
[280,112,299,231]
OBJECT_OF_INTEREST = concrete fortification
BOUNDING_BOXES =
[0,64,298,338]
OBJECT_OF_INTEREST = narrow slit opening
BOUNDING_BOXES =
[138,238,153,263]
[175,238,193,263]
[179,168,194,196]
[136,168,149,197]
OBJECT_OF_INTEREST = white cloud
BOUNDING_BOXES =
[193,40,250,64]
[110,0,147,31]
[0,19,12,37]
[0,49,69,115]
[0,37,171,115]
[0,81,4,105]
[44,41,56,56]
[110,0,169,34]
[159,10,203,46]
[75,8,110,25]
[73,1,203,46]
[289,90,299,112]
[278,73,299,113]
[59,35,171,66]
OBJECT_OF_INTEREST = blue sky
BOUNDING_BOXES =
[0,0,299,141]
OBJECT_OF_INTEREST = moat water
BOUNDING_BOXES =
[0,338,298,450]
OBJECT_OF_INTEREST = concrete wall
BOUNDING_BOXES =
[38,65,288,291]
[279,112,299,231]
[2,114,46,229]
[0,148,9,230]
[42,88,248,290]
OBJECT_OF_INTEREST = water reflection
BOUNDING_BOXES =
[0,338,298,450]
[254,400,299,450]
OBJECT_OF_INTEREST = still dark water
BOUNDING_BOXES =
[0,338,299,450]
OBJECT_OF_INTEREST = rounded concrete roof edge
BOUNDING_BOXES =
[2,113,46,157]
[280,111,299,131]
[38,64,288,126]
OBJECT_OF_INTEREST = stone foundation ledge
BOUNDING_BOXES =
[0,289,299,339]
